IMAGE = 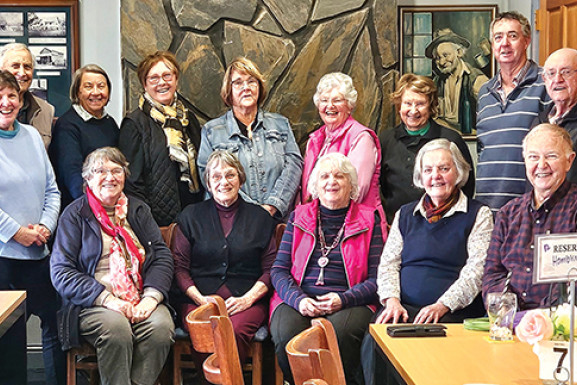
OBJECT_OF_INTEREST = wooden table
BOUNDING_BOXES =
[370,323,541,385]
[0,291,27,384]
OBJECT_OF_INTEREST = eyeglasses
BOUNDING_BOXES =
[210,172,238,184]
[318,98,346,107]
[543,69,577,80]
[147,72,174,84]
[231,78,258,90]
[93,167,125,177]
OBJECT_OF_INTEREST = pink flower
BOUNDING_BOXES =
[516,309,554,345]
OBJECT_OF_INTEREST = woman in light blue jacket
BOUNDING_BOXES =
[198,57,303,220]
[0,70,63,384]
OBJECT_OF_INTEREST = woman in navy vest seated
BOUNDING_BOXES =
[270,153,384,385]
[172,150,276,383]
[376,138,493,324]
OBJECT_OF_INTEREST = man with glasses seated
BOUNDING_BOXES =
[532,48,577,183]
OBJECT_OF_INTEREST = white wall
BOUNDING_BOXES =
[79,0,122,123]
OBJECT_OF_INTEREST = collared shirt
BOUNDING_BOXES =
[482,181,577,310]
[547,104,575,125]
[377,191,493,311]
[495,59,532,103]
[73,103,109,122]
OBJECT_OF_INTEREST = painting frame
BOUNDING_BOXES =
[0,0,79,117]
[399,5,498,138]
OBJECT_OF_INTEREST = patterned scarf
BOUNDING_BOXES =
[87,187,144,305]
[422,189,460,223]
[139,93,201,193]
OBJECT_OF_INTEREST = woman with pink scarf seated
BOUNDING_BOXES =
[51,147,174,385]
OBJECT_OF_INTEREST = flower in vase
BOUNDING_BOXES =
[515,309,554,345]
[551,303,577,341]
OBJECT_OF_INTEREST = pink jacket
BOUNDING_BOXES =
[301,116,387,236]
[269,199,377,316]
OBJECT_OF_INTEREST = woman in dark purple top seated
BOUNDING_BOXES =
[172,150,276,383]
[270,153,384,385]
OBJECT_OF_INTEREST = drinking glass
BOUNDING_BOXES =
[486,292,517,341]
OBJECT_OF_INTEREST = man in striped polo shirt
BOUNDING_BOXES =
[476,11,551,213]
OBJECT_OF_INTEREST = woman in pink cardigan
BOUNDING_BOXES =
[301,72,387,237]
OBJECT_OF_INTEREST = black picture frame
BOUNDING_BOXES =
[0,0,79,117]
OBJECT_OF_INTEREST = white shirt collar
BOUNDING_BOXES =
[73,104,108,122]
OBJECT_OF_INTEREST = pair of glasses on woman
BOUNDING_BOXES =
[93,167,125,177]
[147,72,174,84]
[210,172,238,184]
[231,78,258,90]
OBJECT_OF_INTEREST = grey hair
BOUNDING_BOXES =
[413,138,471,189]
[307,153,359,201]
[313,72,358,110]
[0,43,35,68]
[523,123,574,157]
[204,150,247,187]
[82,147,130,182]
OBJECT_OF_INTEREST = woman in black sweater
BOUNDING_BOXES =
[49,64,119,208]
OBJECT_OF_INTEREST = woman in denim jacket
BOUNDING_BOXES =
[198,57,303,220]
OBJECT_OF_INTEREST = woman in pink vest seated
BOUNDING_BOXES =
[301,72,387,238]
[271,153,384,385]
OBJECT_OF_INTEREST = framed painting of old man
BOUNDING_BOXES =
[400,5,498,138]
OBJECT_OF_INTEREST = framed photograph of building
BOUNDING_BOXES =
[0,0,78,117]
[399,5,498,137]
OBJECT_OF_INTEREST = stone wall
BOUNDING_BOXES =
[121,0,399,149]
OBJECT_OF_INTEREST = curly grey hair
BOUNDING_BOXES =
[313,72,358,111]
[307,153,359,201]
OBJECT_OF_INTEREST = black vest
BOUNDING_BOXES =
[177,198,275,296]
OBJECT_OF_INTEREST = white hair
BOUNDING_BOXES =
[307,153,359,201]
[413,138,471,189]
[313,72,358,110]
[0,43,35,69]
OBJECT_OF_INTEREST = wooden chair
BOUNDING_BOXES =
[285,318,346,385]
[187,296,244,385]
[204,315,245,385]
[66,342,99,385]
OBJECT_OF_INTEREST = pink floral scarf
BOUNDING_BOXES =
[87,187,144,305]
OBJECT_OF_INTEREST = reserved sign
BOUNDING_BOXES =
[534,234,577,284]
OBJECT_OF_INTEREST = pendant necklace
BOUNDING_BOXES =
[316,211,345,286]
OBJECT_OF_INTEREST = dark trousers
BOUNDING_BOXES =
[270,302,373,385]
[0,256,65,385]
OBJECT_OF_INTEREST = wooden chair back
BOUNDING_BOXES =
[203,315,244,385]
[185,295,227,354]
[159,222,177,248]
[285,318,346,385]
[275,223,286,248]
[303,380,329,385]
